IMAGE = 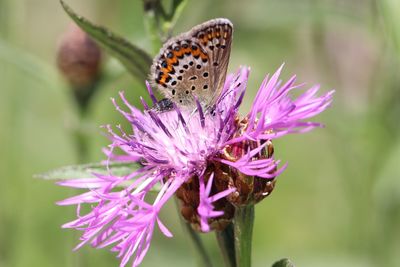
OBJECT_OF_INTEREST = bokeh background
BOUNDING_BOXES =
[1,0,400,266]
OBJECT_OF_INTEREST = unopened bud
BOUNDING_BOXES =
[57,23,102,109]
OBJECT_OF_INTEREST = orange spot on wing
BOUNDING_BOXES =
[159,74,167,84]
[200,52,208,61]
[166,56,178,66]
[215,28,221,38]
[174,49,184,58]
[192,49,200,57]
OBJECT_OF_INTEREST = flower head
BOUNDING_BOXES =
[58,65,333,266]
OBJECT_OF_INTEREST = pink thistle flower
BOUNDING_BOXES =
[58,65,333,266]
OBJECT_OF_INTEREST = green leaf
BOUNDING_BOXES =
[0,38,62,88]
[272,258,295,267]
[36,161,141,180]
[35,161,163,192]
[60,0,152,82]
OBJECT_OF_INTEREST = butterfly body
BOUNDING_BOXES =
[150,18,233,109]
[153,98,174,112]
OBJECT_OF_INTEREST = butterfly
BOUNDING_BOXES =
[150,18,233,111]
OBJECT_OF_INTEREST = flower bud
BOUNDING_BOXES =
[222,117,277,206]
[175,168,235,231]
[57,23,102,109]
[175,117,277,231]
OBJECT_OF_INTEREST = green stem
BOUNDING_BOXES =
[74,110,90,163]
[234,205,254,267]
[70,102,91,267]
[142,0,163,54]
[174,198,213,267]
[216,223,236,267]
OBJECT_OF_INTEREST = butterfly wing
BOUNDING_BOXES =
[190,18,233,106]
[150,18,233,109]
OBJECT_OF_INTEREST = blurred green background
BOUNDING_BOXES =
[1,0,400,266]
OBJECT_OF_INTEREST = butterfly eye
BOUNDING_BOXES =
[161,61,168,68]
[167,52,173,58]
[203,72,209,77]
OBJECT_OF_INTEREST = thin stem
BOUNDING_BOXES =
[216,223,236,267]
[234,205,254,267]
[73,111,90,163]
[70,103,91,267]
[174,198,214,267]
